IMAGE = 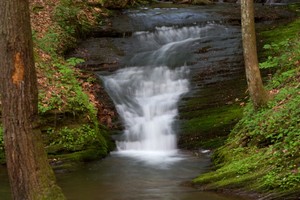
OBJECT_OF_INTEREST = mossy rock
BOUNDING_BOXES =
[50,148,107,171]
[179,104,243,149]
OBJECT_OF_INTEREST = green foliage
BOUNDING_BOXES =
[182,105,242,134]
[38,57,97,119]
[259,39,299,70]
[259,19,300,45]
[47,124,107,153]
[194,19,300,196]
[38,0,103,55]
[38,28,77,55]
[54,0,91,38]
[32,0,113,164]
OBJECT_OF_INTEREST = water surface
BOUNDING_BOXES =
[0,5,249,200]
[57,151,245,200]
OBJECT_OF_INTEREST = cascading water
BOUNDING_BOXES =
[101,24,221,161]
[125,24,222,67]
[1,6,251,200]
[103,66,189,152]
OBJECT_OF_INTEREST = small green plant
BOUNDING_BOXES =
[38,27,77,55]
[54,0,92,38]
[259,39,300,69]
[38,57,97,118]
[194,19,300,195]
[38,29,60,55]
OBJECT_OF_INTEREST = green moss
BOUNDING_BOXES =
[0,0,115,168]
[49,148,107,172]
[179,74,246,149]
[194,17,300,198]
[0,125,4,165]
[259,19,300,47]
[45,124,106,151]
[179,104,243,149]
[182,105,242,133]
[52,148,107,162]
[198,137,226,150]
[33,0,114,165]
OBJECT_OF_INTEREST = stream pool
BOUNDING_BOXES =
[1,151,247,200]
[0,3,251,200]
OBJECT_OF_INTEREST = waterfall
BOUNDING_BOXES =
[103,66,189,153]
[101,24,217,160]
[127,25,218,67]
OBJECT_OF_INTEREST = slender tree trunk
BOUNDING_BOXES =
[0,0,65,199]
[241,0,269,109]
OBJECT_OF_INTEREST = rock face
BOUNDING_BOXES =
[102,0,129,9]
[70,4,244,149]
[69,3,295,150]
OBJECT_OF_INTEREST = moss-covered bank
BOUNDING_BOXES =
[193,9,300,199]
[1,0,156,166]
[179,75,246,150]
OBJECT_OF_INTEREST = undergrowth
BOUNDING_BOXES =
[194,18,300,198]
[0,0,113,164]
[34,0,112,160]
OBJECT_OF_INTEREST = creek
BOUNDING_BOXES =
[0,3,252,200]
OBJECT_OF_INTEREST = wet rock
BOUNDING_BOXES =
[68,38,123,72]
[173,0,213,4]
[102,0,129,9]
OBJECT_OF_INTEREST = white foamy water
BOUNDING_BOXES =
[103,66,189,154]
[126,24,228,67]
[100,25,213,163]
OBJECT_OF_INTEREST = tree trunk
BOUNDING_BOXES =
[241,0,269,109]
[0,0,65,199]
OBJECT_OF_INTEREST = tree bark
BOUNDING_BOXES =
[241,0,269,109]
[0,0,65,199]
